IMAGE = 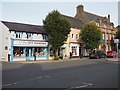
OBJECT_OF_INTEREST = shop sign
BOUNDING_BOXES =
[14,40,48,47]
[101,40,107,42]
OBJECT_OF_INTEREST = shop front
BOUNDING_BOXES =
[10,39,48,61]
[70,43,80,57]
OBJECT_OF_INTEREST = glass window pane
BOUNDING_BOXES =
[13,47,20,57]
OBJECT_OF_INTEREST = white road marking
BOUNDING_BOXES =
[65,82,93,90]
[44,75,51,78]
[2,75,50,87]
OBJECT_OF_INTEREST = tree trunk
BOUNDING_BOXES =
[54,48,59,60]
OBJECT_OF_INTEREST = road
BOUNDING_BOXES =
[2,58,119,89]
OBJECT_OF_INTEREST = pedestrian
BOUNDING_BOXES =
[33,52,36,61]
[70,52,72,59]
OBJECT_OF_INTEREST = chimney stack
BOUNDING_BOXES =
[77,4,84,14]
[108,14,110,21]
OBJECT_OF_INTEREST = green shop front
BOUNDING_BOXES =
[10,39,49,62]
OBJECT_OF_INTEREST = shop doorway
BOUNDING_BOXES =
[26,48,31,60]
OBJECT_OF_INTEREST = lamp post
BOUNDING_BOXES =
[114,39,119,61]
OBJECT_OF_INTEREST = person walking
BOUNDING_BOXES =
[70,52,72,59]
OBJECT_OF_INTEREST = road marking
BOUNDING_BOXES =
[65,82,93,90]
[44,75,51,78]
[2,75,50,87]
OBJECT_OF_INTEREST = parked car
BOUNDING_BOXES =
[89,50,106,59]
[107,51,116,58]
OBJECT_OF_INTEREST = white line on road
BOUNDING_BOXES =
[65,82,93,90]
[2,75,51,87]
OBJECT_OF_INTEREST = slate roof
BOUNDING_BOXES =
[62,14,83,29]
[75,10,113,26]
[2,21,47,34]
[82,11,104,21]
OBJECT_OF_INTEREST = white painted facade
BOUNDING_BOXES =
[70,43,80,56]
[0,21,48,62]
[0,22,9,61]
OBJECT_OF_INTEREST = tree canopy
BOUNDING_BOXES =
[115,26,120,39]
[43,10,71,59]
[115,26,120,49]
[80,22,102,50]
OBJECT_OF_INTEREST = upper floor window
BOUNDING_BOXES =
[106,33,108,40]
[71,34,74,38]
[76,34,79,39]
[43,35,47,40]
[26,33,32,39]
[16,32,21,39]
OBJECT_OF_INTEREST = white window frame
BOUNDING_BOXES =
[76,34,79,40]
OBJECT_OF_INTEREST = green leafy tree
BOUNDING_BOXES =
[43,10,71,60]
[115,26,120,39]
[80,22,102,50]
[115,26,120,49]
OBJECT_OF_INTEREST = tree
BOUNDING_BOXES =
[115,25,120,49]
[43,10,71,60]
[80,22,102,50]
[115,26,120,39]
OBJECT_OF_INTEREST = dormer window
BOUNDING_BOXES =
[43,35,47,40]
[26,33,32,39]
[16,32,21,39]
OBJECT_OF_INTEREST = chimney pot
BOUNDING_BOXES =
[77,4,84,14]
[108,14,110,21]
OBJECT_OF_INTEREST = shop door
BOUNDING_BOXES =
[26,48,31,60]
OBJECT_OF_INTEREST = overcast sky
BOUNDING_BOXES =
[0,1,119,27]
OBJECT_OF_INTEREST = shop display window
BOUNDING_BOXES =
[13,47,25,57]
[72,46,77,55]
[37,47,46,56]
[13,47,47,57]
[13,47,19,57]
[20,47,25,57]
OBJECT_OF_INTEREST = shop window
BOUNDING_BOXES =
[13,47,25,57]
[37,47,46,56]
[71,46,77,55]
[20,47,25,57]
[14,47,19,57]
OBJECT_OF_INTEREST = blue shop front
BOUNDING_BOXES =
[10,39,49,62]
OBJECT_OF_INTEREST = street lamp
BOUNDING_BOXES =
[114,39,119,61]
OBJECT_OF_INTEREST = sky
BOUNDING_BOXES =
[0,1,119,27]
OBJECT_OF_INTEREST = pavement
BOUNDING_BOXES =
[12,57,88,64]
[106,57,120,62]
[2,57,119,64]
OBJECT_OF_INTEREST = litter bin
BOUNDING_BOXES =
[8,54,10,62]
